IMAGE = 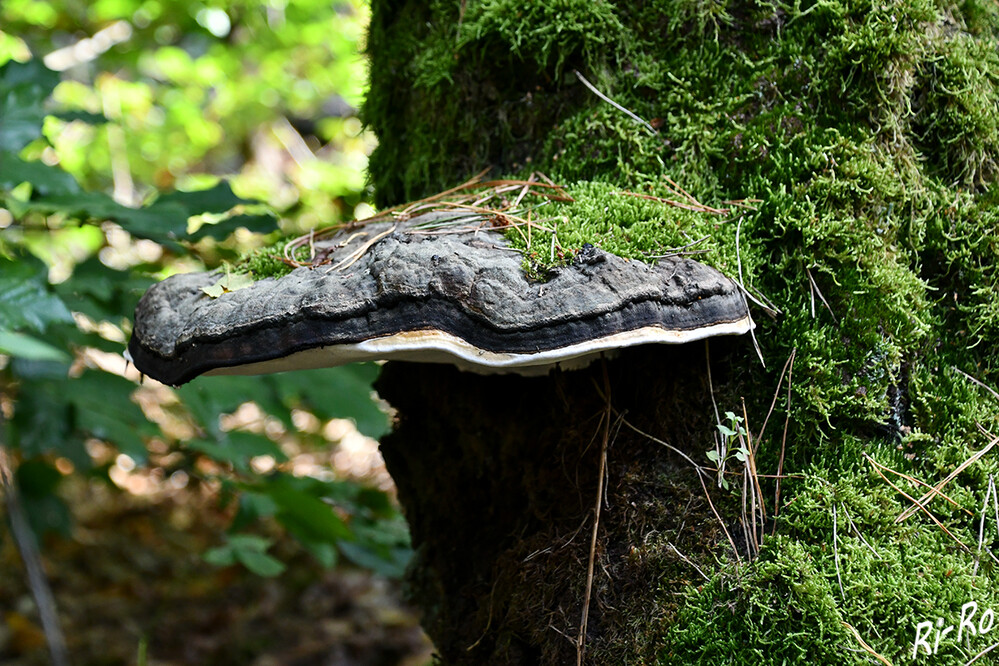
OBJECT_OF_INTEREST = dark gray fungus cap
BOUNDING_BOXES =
[127,218,752,385]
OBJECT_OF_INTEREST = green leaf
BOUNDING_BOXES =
[717,424,737,438]
[205,533,286,576]
[265,474,353,543]
[226,533,273,552]
[53,256,151,321]
[200,271,255,298]
[203,545,237,567]
[157,181,248,215]
[270,365,390,438]
[0,255,73,333]
[235,548,286,577]
[706,449,720,463]
[186,431,287,473]
[0,60,59,151]
[70,371,154,462]
[188,212,277,242]
[24,191,190,245]
[337,541,410,579]
[0,152,80,195]
[0,330,70,361]
[16,459,62,498]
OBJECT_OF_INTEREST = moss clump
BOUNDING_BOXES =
[506,180,756,284]
[365,0,999,662]
[236,244,296,279]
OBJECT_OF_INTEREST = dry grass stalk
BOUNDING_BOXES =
[896,427,997,523]
[863,453,972,553]
[805,265,838,324]
[842,622,894,666]
[974,475,999,574]
[578,362,616,666]
[282,171,572,269]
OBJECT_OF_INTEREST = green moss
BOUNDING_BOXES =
[236,244,296,279]
[365,0,999,661]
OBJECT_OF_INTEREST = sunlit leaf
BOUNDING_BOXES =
[200,271,255,298]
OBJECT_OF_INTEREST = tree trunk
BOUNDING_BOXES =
[365,1,999,663]
[376,344,743,664]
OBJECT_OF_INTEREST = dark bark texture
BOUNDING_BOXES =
[375,342,746,664]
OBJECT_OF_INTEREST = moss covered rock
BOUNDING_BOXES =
[364,0,999,663]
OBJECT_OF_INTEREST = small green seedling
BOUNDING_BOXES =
[707,411,749,490]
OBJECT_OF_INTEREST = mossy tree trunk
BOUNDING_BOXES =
[365,1,999,663]
[376,345,743,664]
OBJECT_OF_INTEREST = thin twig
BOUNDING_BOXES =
[841,502,880,560]
[573,70,656,135]
[756,350,795,446]
[616,190,727,215]
[773,349,795,530]
[736,217,765,367]
[863,454,971,553]
[805,266,839,324]
[896,430,996,522]
[842,622,894,666]
[326,225,397,272]
[953,367,999,404]
[667,542,710,582]
[742,398,766,521]
[966,641,999,665]
[975,476,996,575]
[705,341,723,488]
[577,361,613,666]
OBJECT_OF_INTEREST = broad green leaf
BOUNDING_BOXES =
[0,60,59,151]
[157,181,246,215]
[0,330,70,361]
[203,546,237,567]
[70,371,153,462]
[9,378,75,459]
[235,548,286,577]
[717,424,737,437]
[337,541,410,579]
[16,459,62,497]
[0,151,80,195]
[265,474,353,543]
[270,365,389,438]
[22,493,72,539]
[53,256,151,321]
[226,533,273,552]
[25,191,189,245]
[0,255,73,332]
[188,212,277,242]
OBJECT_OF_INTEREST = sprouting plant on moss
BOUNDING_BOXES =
[708,410,749,491]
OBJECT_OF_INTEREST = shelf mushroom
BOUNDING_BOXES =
[127,213,755,664]
[127,215,752,385]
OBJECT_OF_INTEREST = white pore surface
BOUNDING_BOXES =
[205,316,755,377]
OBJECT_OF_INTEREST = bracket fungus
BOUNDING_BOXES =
[128,212,751,385]
[128,207,754,664]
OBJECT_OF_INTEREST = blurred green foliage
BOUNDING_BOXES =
[1,1,410,579]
